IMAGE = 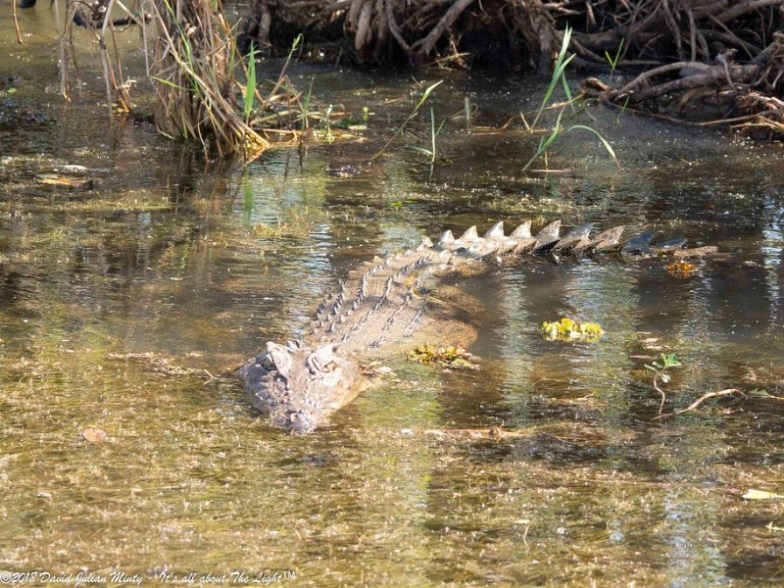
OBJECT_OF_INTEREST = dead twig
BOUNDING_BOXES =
[653,388,746,420]
[675,388,746,414]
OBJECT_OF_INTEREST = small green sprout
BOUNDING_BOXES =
[644,353,681,415]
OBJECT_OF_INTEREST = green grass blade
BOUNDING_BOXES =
[530,26,573,129]
[564,124,620,167]
[243,46,257,120]
[414,80,444,114]
[372,79,443,161]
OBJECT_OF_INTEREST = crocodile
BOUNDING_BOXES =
[237,219,718,433]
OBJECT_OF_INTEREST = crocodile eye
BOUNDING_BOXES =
[260,355,275,370]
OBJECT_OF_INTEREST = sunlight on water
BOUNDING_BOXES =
[1,8,783,585]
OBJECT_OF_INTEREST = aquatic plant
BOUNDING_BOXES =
[525,25,575,132]
[242,44,258,123]
[407,344,478,370]
[54,0,342,161]
[148,0,269,159]
[605,39,625,82]
[411,107,446,165]
[371,79,444,160]
[644,353,682,416]
[541,317,604,342]
[519,26,618,173]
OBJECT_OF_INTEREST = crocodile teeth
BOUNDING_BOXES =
[483,221,504,238]
[437,230,455,246]
[510,221,532,239]
[460,226,479,241]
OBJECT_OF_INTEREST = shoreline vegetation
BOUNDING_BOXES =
[238,0,784,134]
[37,0,784,158]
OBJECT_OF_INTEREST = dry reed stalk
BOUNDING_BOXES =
[58,0,140,107]
[148,0,269,159]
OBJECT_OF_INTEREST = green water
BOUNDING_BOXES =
[1,5,783,587]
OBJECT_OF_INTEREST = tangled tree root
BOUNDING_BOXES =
[239,0,560,69]
[239,0,784,136]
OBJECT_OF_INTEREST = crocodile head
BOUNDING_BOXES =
[238,341,356,433]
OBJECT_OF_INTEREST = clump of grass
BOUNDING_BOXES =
[239,35,352,147]
[149,0,270,160]
[62,0,338,161]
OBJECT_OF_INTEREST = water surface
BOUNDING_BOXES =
[1,7,783,586]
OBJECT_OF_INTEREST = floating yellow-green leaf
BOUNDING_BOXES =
[407,344,479,369]
[541,317,604,342]
[667,259,698,279]
[742,489,784,500]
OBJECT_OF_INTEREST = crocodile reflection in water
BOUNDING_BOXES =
[237,219,718,433]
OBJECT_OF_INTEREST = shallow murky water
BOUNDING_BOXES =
[1,5,784,587]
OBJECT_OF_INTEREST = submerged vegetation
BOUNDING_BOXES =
[644,352,682,416]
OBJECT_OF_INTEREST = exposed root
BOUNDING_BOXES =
[239,0,784,135]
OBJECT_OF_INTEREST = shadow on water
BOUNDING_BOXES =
[1,6,784,586]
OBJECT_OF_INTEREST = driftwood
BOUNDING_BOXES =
[238,0,784,135]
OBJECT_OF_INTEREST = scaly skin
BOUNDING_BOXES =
[238,219,718,433]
